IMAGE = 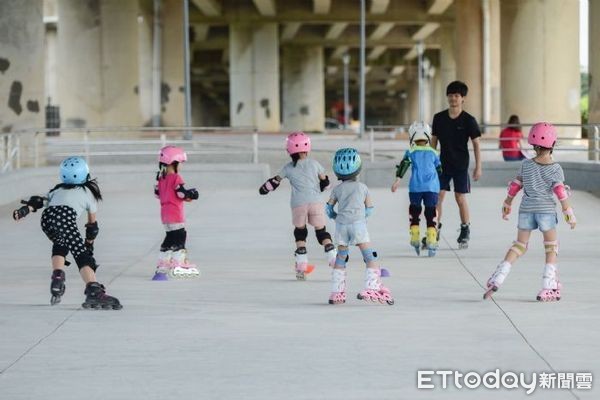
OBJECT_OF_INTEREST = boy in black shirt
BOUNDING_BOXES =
[430,81,482,248]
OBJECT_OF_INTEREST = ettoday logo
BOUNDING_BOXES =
[417,370,593,394]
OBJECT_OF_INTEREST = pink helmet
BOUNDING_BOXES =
[159,145,187,164]
[528,122,557,149]
[286,131,311,155]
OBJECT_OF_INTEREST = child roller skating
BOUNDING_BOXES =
[12,156,122,310]
[259,132,336,280]
[153,145,200,280]
[326,148,394,305]
[483,123,576,302]
[391,122,441,257]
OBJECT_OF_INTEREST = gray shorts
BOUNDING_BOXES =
[517,212,558,232]
[335,221,370,246]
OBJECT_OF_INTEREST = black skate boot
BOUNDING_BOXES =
[50,269,66,305]
[457,223,470,249]
[82,282,123,310]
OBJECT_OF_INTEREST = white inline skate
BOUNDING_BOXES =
[328,268,346,304]
[483,261,511,300]
[536,264,562,302]
[169,249,200,279]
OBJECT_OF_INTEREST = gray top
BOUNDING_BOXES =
[47,186,98,218]
[518,159,565,214]
[329,180,369,224]
[278,158,325,208]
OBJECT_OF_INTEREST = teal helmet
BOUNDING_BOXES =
[333,148,361,180]
[60,156,89,184]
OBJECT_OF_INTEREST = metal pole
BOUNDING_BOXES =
[417,41,424,122]
[252,130,258,164]
[359,0,366,138]
[595,126,600,162]
[151,0,162,127]
[482,0,490,131]
[183,0,193,140]
[342,54,350,130]
[369,127,374,162]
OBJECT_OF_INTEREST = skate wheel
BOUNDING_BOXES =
[305,265,315,275]
[295,271,306,281]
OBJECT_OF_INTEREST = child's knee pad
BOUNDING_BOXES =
[315,227,331,244]
[335,248,349,268]
[424,206,437,227]
[294,227,308,242]
[75,251,98,271]
[361,248,378,263]
[508,240,528,257]
[544,240,559,255]
[52,244,69,258]
[409,204,422,225]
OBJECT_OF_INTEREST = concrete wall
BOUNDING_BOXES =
[590,0,600,126]
[0,0,44,132]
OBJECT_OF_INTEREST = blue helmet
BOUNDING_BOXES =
[333,148,362,179]
[60,156,89,184]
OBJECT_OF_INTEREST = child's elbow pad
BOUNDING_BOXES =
[552,183,569,201]
[506,179,523,198]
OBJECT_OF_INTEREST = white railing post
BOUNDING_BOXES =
[252,130,258,164]
[594,125,600,161]
[16,135,21,170]
[34,131,39,168]
[160,133,167,147]
[84,130,90,163]
[369,127,375,162]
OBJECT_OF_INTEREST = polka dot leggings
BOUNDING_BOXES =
[41,206,87,261]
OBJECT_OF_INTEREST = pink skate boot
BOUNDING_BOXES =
[483,261,512,300]
[169,249,200,279]
[536,264,561,302]
[328,268,346,304]
[357,268,394,305]
[152,250,172,281]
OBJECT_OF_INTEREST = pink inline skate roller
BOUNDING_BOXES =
[169,249,200,279]
[356,268,394,305]
[483,261,512,300]
[152,250,172,281]
[294,247,314,280]
[536,264,561,302]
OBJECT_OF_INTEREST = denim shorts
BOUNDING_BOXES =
[335,221,370,246]
[517,212,558,232]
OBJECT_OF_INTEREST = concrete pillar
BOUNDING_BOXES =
[589,0,600,125]
[44,0,58,106]
[230,23,280,132]
[455,0,483,122]
[0,0,45,131]
[437,26,456,115]
[161,0,185,126]
[406,68,420,122]
[56,0,141,127]
[431,67,444,121]
[136,0,154,125]
[501,0,580,137]
[282,46,325,132]
[488,0,502,128]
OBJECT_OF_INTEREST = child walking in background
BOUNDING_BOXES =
[13,157,122,309]
[259,132,336,280]
[484,122,576,301]
[391,122,442,257]
[326,148,394,305]
[153,145,200,280]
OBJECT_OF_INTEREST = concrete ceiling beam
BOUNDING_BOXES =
[330,46,350,60]
[313,0,331,14]
[325,23,349,40]
[192,24,210,42]
[192,37,440,50]
[367,45,387,60]
[370,0,390,14]
[427,0,454,14]
[369,22,395,40]
[253,0,276,16]
[411,22,440,41]
[390,65,405,76]
[191,0,221,16]
[281,22,302,40]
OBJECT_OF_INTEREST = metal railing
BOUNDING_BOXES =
[0,126,258,172]
[366,123,600,163]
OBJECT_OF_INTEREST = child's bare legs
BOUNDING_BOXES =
[503,229,532,264]
[537,228,561,301]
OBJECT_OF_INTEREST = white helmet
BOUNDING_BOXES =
[409,121,432,144]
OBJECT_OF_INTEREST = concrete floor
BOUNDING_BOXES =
[0,183,598,400]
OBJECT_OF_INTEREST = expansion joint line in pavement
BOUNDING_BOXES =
[439,233,580,400]
[0,200,207,376]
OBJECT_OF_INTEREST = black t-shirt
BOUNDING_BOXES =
[432,110,481,172]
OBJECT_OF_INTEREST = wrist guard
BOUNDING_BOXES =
[319,175,330,192]
[85,221,99,241]
[395,158,411,178]
[259,177,280,195]
[176,185,199,200]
